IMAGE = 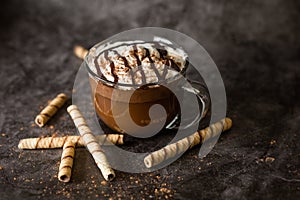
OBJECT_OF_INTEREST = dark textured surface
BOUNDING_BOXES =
[0,0,299,199]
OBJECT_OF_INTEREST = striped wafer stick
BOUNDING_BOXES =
[58,141,75,182]
[35,93,67,127]
[67,105,115,181]
[18,134,124,149]
[74,45,88,60]
[144,118,232,168]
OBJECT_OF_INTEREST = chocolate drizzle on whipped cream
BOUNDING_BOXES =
[93,56,107,81]
[89,41,188,87]
[132,45,147,84]
[144,47,163,81]
[104,51,118,82]
[111,50,137,86]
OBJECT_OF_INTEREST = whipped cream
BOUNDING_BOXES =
[87,40,188,86]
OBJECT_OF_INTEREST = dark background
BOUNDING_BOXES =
[0,0,299,199]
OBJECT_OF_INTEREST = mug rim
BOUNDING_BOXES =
[84,40,188,88]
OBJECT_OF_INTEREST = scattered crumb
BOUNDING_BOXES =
[100,180,107,186]
[159,188,171,193]
[1,133,6,137]
[49,125,54,129]
[155,175,161,181]
[154,186,174,199]
[0,166,3,170]
[20,127,24,131]
[270,139,276,145]
[265,156,275,163]
[31,123,36,127]
[256,156,276,163]
[65,193,71,198]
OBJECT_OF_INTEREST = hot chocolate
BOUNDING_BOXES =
[86,41,188,134]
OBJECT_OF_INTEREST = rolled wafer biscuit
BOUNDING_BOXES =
[18,134,124,149]
[67,105,115,181]
[144,118,232,168]
[58,141,75,182]
[74,45,88,60]
[35,93,67,127]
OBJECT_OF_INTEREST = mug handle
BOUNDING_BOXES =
[166,80,210,130]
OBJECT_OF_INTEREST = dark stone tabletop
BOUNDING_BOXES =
[0,0,299,199]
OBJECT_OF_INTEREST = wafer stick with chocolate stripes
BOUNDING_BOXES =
[18,134,124,149]
[74,45,88,60]
[144,118,232,168]
[35,93,67,127]
[67,105,115,181]
[58,141,75,182]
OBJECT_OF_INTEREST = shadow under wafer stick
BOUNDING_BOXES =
[58,141,75,183]
[18,134,124,149]
[67,105,115,181]
[35,93,68,127]
[144,118,232,168]
[73,45,88,60]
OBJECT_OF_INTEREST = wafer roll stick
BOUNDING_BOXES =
[74,45,88,60]
[58,141,75,182]
[144,118,232,168]
[35,93,67,127]
[67,105,115,181]
[18,134,124,149]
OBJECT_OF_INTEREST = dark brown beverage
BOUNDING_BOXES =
[86,41,188,134]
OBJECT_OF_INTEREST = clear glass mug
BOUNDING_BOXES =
[84,38,210,137]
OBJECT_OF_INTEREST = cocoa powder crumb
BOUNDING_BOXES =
[270,139,276,145]
[265,156,275,163]
[101,180,107,186]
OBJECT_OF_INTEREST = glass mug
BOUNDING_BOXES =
[84,39,210,137]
